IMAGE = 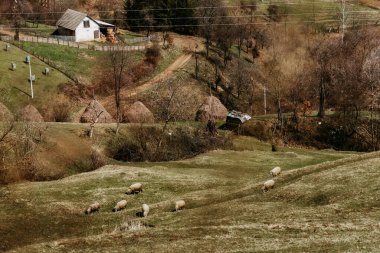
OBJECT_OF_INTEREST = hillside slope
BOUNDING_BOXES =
[0,41,73,112]
[1,137,378,252]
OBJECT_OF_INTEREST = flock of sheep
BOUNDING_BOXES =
[84,166,281,216]
[262,166,281,192]
[84,182,185,216]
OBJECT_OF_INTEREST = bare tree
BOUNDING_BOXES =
[89,111,104,138]
[233,0,257,58]
[338,0,349,43]
[215,15,236,67]
[363,45,380,150]
[309,37,339,118]
[196,0,224,57]
[150,76,194,153]
[108,50,131,134]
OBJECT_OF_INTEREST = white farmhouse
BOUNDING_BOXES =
[56,9,101,42]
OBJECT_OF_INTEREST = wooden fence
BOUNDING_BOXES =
[0,35,146,52]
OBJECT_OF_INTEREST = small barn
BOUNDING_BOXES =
[55,9,101,42]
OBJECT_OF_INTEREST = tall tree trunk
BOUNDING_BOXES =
[205,36,210,57]
[317,75,325,118]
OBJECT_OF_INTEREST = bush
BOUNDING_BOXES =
[108,125,231,162]
[130,62,154,82]
[0,122,48,184]
[68,146,108,173]
[241,120,274,141]
[145,42,161,67]
[40,94,73,122]
[267,4,282,22]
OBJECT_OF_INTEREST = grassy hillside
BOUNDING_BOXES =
[225,0,379,29]
[2,133,377,252]
[0,41,73,112]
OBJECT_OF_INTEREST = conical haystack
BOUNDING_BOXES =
[195,96,228,122]
[19,104,44,122]
[124,101,154,123]
[80,99,115,123]
[0,102,13,121]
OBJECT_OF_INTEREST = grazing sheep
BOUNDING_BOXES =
[126,183,143,194]
[175,200,186,211]
[84,202,100,215]
[112,200,128,212]
[270,166,281,177]
[142,204,150,217]
[262,179,275,192]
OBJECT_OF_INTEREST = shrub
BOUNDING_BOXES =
[267,4,282,22]
[241,120,274,141]
[108,125,231,162]
[39,94,73,122]
[68,146,108,173]
[0,122,48,184]
[145,42,161,67]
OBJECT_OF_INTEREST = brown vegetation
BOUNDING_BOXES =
[18,104,44,122]
[195,96,228,122]
[80,99,115,123]
[0,102,13,121]
[123,101,154,123]
[40,94,74,122]
[108,125,231,162]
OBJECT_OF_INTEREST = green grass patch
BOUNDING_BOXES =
[21,22,56,37]
[0,41,73,112]
[1,122,369,252]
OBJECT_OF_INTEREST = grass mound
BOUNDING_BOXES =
[18,104,44,122]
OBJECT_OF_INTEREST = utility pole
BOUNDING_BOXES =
[28,56,34,99]
[263,83,267,115]
[340,0,347,43]
[194,43,199,80]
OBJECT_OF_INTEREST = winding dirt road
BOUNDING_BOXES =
[101,34,204,109]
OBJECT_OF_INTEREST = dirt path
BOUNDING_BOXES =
[101,34,204,108]
[121,52,192,98]
[360,0,380,9]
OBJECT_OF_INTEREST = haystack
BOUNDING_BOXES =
[124,101,154,123]
[80,99,115,123]
[195,96,228,122]
[19,104,44,122]
[0,102,13,121]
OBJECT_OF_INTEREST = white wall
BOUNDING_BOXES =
[75,17,100,42]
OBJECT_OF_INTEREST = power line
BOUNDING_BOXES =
[0,2,378,15]
[1,18,378,30]
[6,10,378,23]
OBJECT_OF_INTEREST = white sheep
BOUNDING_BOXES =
[84,202,100,214]
[270,166,281,177]
[142,204,150,217]
[112,200,128,212]
[262,179,275,192]
[126,183,143,194]
[175,200,186,211]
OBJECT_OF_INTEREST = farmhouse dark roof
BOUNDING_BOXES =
[56,9,87,31]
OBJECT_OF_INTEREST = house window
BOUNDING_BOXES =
[84,20,90,28]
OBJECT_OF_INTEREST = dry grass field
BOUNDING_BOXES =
[1,132,379,252]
